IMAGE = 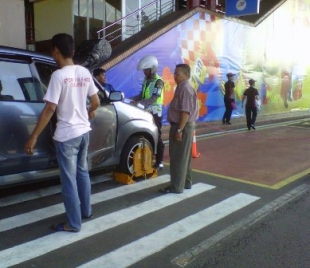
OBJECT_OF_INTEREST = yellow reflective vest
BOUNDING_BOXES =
[141,74,164,116]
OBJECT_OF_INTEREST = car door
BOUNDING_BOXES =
[0,56,57,176]
[87,85,118,170]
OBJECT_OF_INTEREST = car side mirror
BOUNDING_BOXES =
[109,91,124,102]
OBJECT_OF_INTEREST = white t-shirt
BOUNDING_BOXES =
[44,65,98,142]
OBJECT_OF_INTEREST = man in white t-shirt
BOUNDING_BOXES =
[24,33,100,232]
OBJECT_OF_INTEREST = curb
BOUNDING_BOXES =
[161,111,310,141]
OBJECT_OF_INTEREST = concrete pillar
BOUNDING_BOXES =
[187,0,201,9]
[206,0,216,10]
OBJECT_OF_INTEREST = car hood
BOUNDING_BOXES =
[113,101,154,124]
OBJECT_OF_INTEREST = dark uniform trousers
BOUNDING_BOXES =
[245,106,257,129]
[153,113,165,164]
[222,96,233,123]
[169,121,195,193]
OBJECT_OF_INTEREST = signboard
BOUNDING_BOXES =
[225,0,260,16]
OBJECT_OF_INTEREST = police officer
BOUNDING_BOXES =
[131,55,165,170]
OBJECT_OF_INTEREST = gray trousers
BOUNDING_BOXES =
[169,122,195,193]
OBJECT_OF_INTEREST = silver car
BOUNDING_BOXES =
[0,46,158,187]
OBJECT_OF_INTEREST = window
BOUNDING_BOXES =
[0,61,33,101]
[73,0,121,45]
[0,60,53,102]
[35,62,58,93]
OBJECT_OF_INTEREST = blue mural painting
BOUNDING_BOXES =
[105,0,310,125]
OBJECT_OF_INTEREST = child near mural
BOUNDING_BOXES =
[222,73,236,125]
[242,79,259,130]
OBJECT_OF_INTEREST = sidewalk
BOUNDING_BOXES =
[161,109,310,189]
[161,110,310,141]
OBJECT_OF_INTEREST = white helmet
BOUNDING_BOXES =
[137,55,158,74]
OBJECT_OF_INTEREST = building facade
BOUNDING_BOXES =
[0,0,174,54]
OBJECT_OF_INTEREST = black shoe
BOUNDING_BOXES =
[222,120,225,125]
[251,125,256,130]
[248,127,251,130]
[226,122,231,125]
[154,162,164,170]
[159,186,182,194]
[159,186,173,193]
[185,184,192,189]
[82,214,93,220]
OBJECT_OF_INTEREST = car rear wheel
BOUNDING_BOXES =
[118,136,153,175]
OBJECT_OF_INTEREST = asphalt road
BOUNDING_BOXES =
[189,184,310,268]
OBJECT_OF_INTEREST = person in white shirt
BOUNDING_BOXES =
[24,33,100,232]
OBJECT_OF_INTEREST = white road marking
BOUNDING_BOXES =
[0,175,170,232]
[0,183,215,267]
[0,175,112,207]
[78,193,260,268]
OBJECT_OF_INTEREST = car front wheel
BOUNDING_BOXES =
[118,136,154,176]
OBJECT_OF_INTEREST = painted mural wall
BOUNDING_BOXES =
[107,0,310,125]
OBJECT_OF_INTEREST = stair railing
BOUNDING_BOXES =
[97,0,176,44]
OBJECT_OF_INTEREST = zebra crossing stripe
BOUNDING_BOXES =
[0,183,215,267]
[78,193,260,268]
[0,175,170,232]
[0,175,112,207]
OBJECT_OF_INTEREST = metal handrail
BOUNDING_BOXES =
[97,0,175,43]
[97,1,157,36]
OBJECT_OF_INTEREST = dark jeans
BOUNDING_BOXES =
[222,97,234,123]
[152,113,165,164]
[245,106,257,128]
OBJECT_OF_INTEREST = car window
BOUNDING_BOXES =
[35,62,58,93]
[0,61,42,101]
[17,77,43,101]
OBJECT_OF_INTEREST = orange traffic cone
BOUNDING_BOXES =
[192,130,200,158]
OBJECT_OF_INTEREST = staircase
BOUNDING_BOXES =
[78,0,286,71]
[97,3,216,70]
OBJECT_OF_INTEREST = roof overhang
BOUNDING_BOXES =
[217,0,287,26]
